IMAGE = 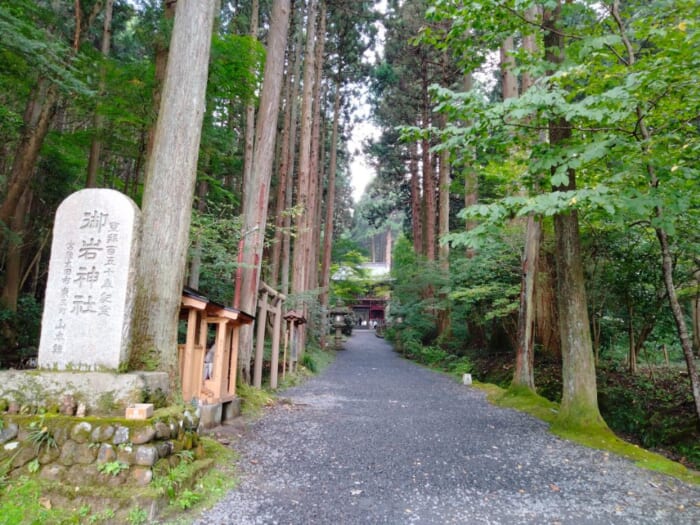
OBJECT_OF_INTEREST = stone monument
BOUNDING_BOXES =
[38,189,140,370]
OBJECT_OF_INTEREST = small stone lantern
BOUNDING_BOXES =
[330,304,349,350]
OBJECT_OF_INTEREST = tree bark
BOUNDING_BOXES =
[130,0,216,384]
[462,73,478,258]
[513,215,541,390]
[273,6,304,293]
[545,2,605,429]
[86,0,114,188]
[0,78,58,240]
[291,0,319,309]
[500,36,518,101]
[409,143,422,255]
[320,77,342,309]
[437,110,451,336]
[269,7,300,288]
[420,59,435,261]
[242,0,260,206]
[512,9,541,391]
[144,0,176,187]
[306,1,327,295]
[693,267,700,356]
[237,0,292,382]
[0,189,31,313]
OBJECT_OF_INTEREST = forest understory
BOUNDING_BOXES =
[467,351,700,471]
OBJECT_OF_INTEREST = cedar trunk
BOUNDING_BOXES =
[291,0,319,308]
[546,3,605,428]
[269,11,298,287]
[320,78,341,308]
[410,143,422,255]
[237,0,292,381]
[420,60,435,261]
[86,0,114,188]
[130,0,216,385]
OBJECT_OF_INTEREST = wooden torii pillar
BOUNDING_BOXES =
[253,282,286,389]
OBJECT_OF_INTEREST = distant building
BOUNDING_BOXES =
[332,261,391,328]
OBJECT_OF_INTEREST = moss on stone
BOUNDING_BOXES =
[474,381,700,485]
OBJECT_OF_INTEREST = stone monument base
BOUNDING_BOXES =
[0,370,169,415]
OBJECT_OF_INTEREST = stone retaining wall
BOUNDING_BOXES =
[0,409,200,487]
[0,370,169,415]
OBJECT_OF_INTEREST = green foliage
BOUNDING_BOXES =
[300,353,318,374]
[97,460,129,477]
[189,203,243,303]
[27,458,40,474]
[237,382,274,416]
[0,1,92,95]
[127,507,148,525]
[175,489,201,510]
[27,416,57,453]
[0,295,42,368]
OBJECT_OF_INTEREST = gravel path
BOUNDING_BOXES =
[193,330,700,524]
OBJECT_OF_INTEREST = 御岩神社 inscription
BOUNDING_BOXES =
[38,189,140,370]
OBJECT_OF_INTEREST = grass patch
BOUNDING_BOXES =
[237,382,275,417]
[276,344,336,390]
[473,382,700,485]
[155,438,238,524]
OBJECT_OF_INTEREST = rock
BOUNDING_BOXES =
[0,423,19,444]
[59,440,78,466]
[75,403,87,417]
[52,424,71,447]
[38,445,61,465]
[113,425,129,445]
[154,421,171,439]
[134,445,158,467]
[39,463,67,482]
[155,441,173,459]
[7,401,19,414]
[183,410,199,430]
[70,421,93,444]
[97,443,117,463]
[129,466,153,486]
[117,445,135,465]
[12,445,37,469]
[91,424,116,443]
[131,425,156,445]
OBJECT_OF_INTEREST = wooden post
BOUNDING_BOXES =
[282,324,289,380]
[181,307,198,401]
[253,291,269,388]
[228,323,239,398]
[270,297,282,389]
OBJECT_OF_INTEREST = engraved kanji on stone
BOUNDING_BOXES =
[71,294,97,314]
[78,238,103,260]
[80,210,109,233]
[74,266,100,287]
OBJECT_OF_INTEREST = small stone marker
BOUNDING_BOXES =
[462,373,472,386]
[38,189,140,371]
[125,403,154,420]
